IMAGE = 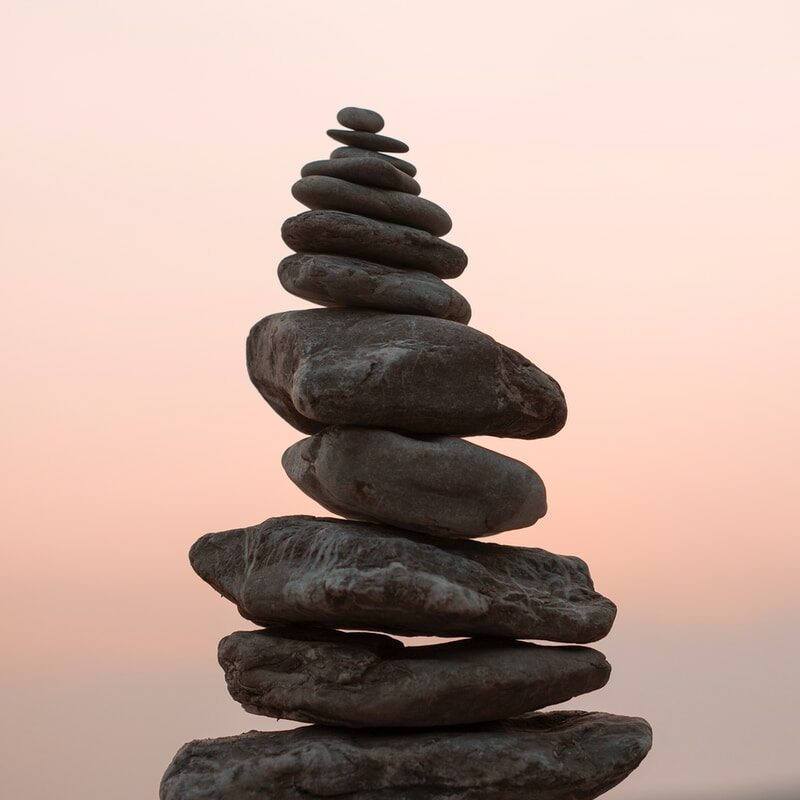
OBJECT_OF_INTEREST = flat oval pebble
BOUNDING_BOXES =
[282,210,466,278]
[160,711,652,800]
[292,175,451,235]
[331,145,417,176]
[301,157,420,195]
[219,628,610,727]
[189,515,616,641]
[247,308,567,438]
[278,254,471,323]
[327,128,409,153]
[337,106,384,132]
[283,427,546,537]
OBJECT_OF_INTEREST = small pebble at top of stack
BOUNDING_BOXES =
[337,106,384,132]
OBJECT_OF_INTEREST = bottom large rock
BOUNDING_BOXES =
[160,711,652,800]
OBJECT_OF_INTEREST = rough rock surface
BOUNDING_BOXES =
[160,711,652,800]
[327,128,409,153]
[246,308,567,438]
[218,627,611,727]
[282,210,466,278]
[189,515,616,641]
[337,106,384,132]
[277,254,471,323]
[291,175,452,235]
[301,157,421,195]
[331,145,417,176]
[282,426,546,537]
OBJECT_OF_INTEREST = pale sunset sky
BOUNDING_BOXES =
[2,2,799,798]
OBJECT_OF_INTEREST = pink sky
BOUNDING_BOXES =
[2,2,799,798]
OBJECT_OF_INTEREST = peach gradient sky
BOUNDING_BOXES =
[2,2,799,798]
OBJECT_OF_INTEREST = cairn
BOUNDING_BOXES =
[161,107,652,799]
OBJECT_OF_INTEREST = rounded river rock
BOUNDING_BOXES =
[219,627,611,727]
[246,308,567,438]
[301,157,421,195]
[282,426,546,537]
[291,175,452,235]
[282,210,466,278]
[327,128,409,153]
[337,106,384,132]
[277,254,471,323]
[189,515,616,642]
[160,711,652,800]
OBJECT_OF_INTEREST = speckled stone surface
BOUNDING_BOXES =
[291,176,451,235]
[246,308,567,438]
[301,157,421,195]
[189,515,616,642]
[282,210,466,278]
[282,426,546,537]
[277,254,471,322]
[160,711,652,800]
[218,627,611,727]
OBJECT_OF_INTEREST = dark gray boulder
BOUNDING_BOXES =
[331,145,417,176]
[160,711,652,800]
[337,106,384,132]
[281,210,466,278]
[277,254,471,323]
[246,308,567,438]
[291,176,452,235]
[282,427,546,537]
[327,128,409,153]
[301,157,421,195]
[189,515,616,642]
[218,627,611,727]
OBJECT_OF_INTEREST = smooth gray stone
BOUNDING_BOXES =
[327,128,409,153]
[282,427,546,537]
[282,210,466,278]
[277,254,471,323]
[160,711,652,800]
[218,628,611,727]
[301,157,421,195]
[337,106,384,132]
[331,145,417,176]
[247,309,567,438]
[292,176,452,236]
[189,515,616,642]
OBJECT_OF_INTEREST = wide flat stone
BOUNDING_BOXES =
[247,309,567,438]
[189,515,616,641]
[160,711,652,800]
[218,627,611,727]
[282,210,466,278]
[331,145,417,176]
[337,106,384,132]
[282,427,546,537]
[327,128,409,152]
[277,254,471,323]
[292,176,452,235]
[301,157,421,195]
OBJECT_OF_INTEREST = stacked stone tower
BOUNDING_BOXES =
[161,107,652,799]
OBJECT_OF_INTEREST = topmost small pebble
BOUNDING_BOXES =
[337,107,384,133]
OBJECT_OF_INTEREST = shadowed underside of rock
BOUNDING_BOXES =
[246,308,567,438]
[277,254,471,323]
[282,210,466,278]
[282,426,546,537]
[160,711,652,800]
[218,627,611,727]
[189,515,616,642]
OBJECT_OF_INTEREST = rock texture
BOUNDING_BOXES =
[277,254,471,323]
[189,515,616,642]
[327,128,409,152]
[219,628,611,727]
[282,426,547,537]
[292,175,452,235]
[331,145,417,176]
[337,106,384,132]
[247,308,567,438]
[282,210,466,277]
[160,711,653,800]
[301,157,421,194]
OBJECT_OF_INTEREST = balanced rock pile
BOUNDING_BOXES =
[161,107,652,799]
